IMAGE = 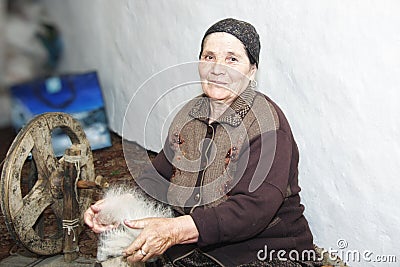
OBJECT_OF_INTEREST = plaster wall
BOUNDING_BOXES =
[40,1,400,266]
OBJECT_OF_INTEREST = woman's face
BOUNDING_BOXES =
[198,32,257,104]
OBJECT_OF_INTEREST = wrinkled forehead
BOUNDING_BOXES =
[201,32,248,55]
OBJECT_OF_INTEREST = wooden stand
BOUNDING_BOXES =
[63,147,80,262]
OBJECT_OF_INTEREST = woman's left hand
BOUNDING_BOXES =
[123,215,199,263]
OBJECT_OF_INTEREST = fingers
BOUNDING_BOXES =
[124,218,150,229]
[83,207,95,228]
[140,245,154,262]
[125,244,155,263]
[90,199,105,212]
[137,245,153,263]
[124,234,145,256]
[124,218,176,263]
[84,199,114,233]
[123,218,155,261]
[123,230,156,262]
[91,218,117,233]
[126,247,150,263]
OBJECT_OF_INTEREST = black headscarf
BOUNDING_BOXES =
[199,18,261,67]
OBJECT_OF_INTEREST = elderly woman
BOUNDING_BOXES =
[85,18,322,267]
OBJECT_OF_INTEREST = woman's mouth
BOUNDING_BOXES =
[208,80,228,85]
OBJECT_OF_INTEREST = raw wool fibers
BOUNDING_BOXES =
[96,186,173,266]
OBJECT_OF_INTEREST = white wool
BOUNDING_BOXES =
[96,186,173,263]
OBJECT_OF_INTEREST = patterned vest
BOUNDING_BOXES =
[166,88,279,214]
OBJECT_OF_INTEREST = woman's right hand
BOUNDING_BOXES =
[84,199,117,233]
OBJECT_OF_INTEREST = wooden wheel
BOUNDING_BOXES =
[0,112,95,255]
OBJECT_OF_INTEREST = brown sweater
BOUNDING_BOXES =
[136,89,314,266]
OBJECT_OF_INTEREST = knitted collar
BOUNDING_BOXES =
[188,87,256,127]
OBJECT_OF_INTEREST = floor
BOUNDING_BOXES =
[0,255,97,267]
[0,126,155,266]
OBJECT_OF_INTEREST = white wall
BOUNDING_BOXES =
[40,1,400,266]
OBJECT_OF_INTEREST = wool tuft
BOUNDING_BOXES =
[96,185,173,264]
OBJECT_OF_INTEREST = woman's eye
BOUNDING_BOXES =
[228,56,238,62]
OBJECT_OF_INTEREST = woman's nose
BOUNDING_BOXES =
[211,62,226,75]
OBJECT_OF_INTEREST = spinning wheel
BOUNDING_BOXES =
[0,112,95,257]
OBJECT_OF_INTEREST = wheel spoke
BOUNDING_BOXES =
[13,181,53,236]
[7,133,35,214]
[29,122,59,180]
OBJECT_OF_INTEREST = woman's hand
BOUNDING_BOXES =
[123,215,199,263]
[83,199,118,233]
